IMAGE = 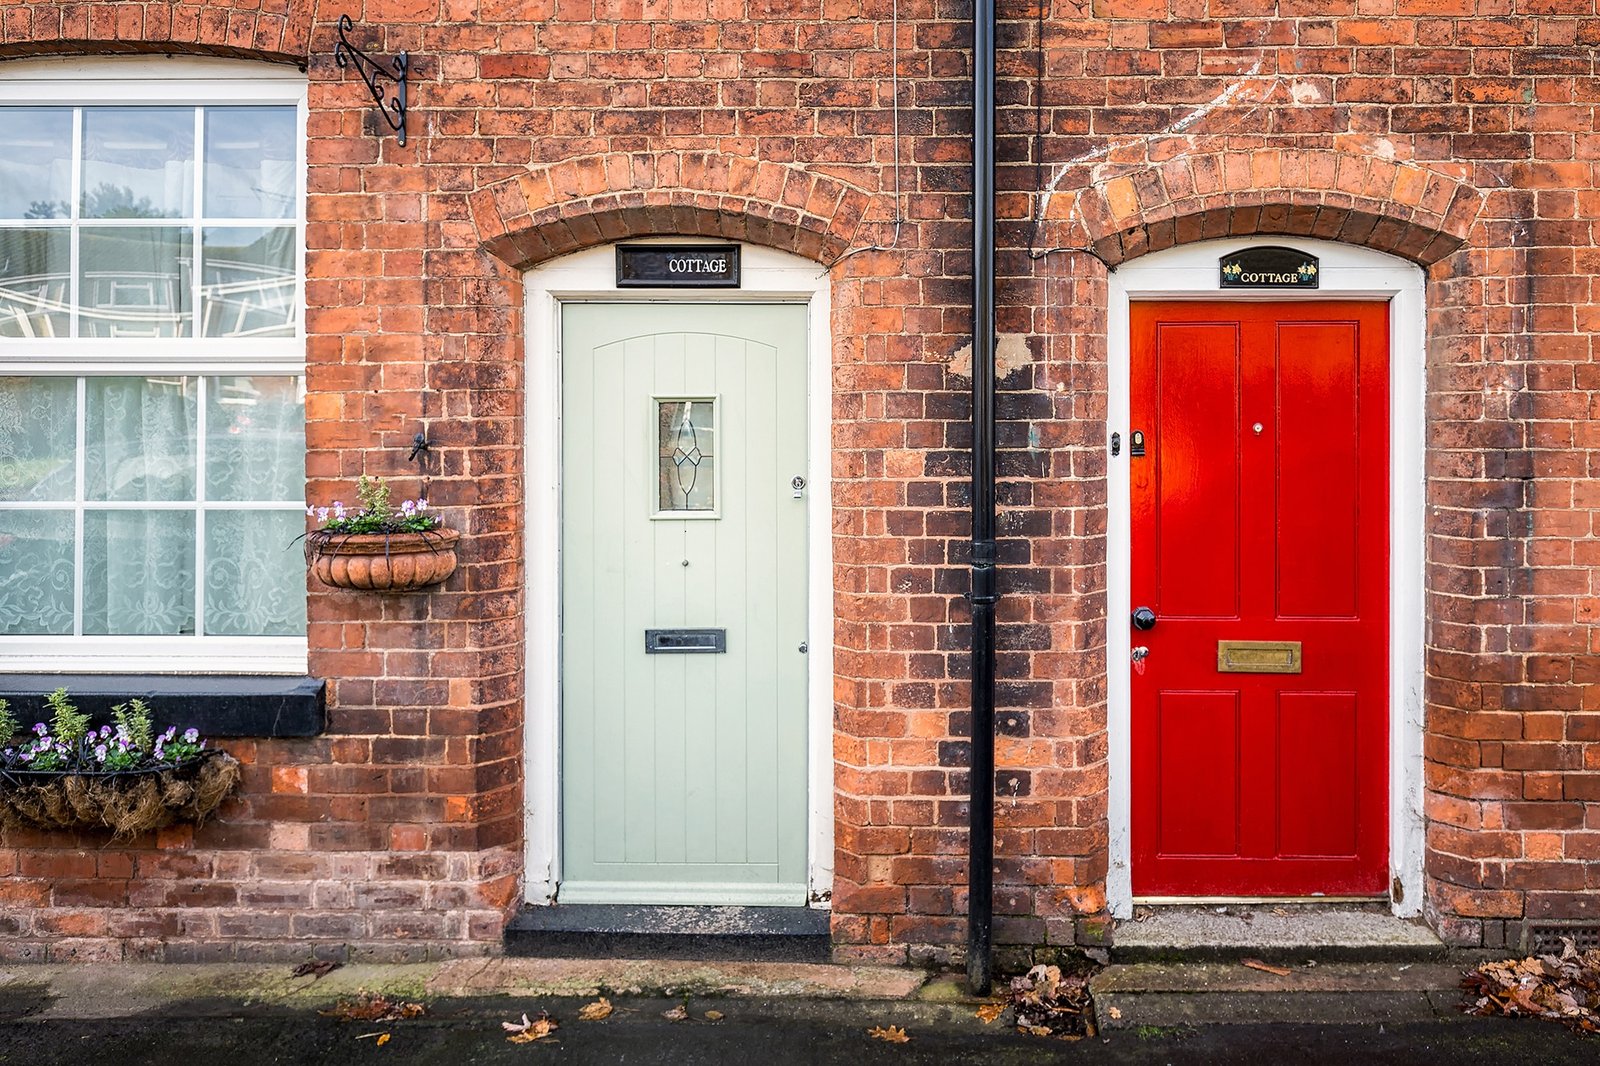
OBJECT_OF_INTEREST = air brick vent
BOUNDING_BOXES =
[1525,923,1600,956]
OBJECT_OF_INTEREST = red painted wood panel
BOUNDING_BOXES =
[1131,300,1389,898]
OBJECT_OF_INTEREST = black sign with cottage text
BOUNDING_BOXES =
[616,244,741,288]
[1219,246,1319,289]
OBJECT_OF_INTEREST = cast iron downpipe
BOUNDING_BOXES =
[966,0,998,997]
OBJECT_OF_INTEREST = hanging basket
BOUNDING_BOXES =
[0,750,242,840]
[306,527,460,592]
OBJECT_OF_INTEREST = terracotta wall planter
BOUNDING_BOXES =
[307,528,461,592]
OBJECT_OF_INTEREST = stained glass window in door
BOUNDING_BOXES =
[657,399,716,512]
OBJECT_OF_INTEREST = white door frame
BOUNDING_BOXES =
[1105,237,1426,918]
[522,241,835,906]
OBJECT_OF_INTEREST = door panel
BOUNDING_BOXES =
[561,303,809,905]
[1131,300,1389,897]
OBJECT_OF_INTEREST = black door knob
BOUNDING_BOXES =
[1132,606,1157,630]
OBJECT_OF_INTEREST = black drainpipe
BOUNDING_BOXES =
[966,0,998,997]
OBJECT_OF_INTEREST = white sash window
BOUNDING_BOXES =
[0,59,308,672]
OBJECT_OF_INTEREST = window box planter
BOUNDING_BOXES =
[0,749,241,840]
[306,527,461,592]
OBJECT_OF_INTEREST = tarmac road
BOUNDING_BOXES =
[0,994,1594,1065]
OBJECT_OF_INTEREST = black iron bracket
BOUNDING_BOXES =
[333,13,409,146]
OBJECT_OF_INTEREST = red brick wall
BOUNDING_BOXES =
[0,0,1596,961]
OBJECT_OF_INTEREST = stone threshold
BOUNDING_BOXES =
[504,904,832,963]
[1112,903,1448,964]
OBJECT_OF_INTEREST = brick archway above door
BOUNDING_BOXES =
[469,153,875,269]
[1052,149,1484,268]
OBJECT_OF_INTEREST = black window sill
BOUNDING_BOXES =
[0,675,325,738]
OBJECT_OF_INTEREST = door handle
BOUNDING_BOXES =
[1132,606,1157,630]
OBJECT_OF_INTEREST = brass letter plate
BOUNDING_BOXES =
[1217,640,1302,674]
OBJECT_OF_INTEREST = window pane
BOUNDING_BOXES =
[0,108,72,219]
[0,377,76,501]
[82,510,195,635]
[204,107,297,219]
[204,509,305,636]
[81,107,194,220]
[202,227,296,338]
[658,399,716,511]
[85,376,197,501]
[206,375,305,501]
[0,510,74,634]
[0,229,71,339]
[79,226,192,338]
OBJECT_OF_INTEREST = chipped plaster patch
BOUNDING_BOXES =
[946,334,1032,382]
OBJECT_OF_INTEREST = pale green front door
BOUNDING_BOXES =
[560,302,809,905]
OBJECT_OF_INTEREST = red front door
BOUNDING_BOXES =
[1130,301,1390,897]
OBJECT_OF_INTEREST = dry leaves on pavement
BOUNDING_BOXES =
[322,993,427,1023]
[1006,964,1096,1039]
[1463,939,1600,1033]
[974,1002,1005,1024]
[503,1012,560,1043]
[867,1025,910,1043]
[291,960,342,980]
[704,1010,725,1022]
[662,1004,689,1022]
[577,998,613,1021]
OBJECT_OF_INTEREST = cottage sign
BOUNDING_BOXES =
[1219,246,1320,289]
[617,244,742,288]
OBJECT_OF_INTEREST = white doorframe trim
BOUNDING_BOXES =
[522,241,835,907]
[1105,237,1426,919]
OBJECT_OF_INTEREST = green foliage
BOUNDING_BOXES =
[46,687,91,747]
[112,699,154,752]
[0,699,15,749]
[355,474,392,521]
[312,476,440,536]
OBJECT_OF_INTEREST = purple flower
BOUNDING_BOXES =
[94,744,107,761]
[416,499,429,512]
[32,723,46,736]
[183,728,199,744]
[316,506,330,523]
[306,504,317,517]
[400,500,416,517]
[333,501,347,520]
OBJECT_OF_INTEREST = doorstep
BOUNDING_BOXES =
[1112,903,1447,964]
[503,904,832,963]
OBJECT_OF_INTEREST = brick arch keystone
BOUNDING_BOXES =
[469,153,875,269]
[0,1,315,65]
[1057,149,1483,267]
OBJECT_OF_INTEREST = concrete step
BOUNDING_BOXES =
[1091,960,1469,1030]
[504,904,832,963]
[1112,904,1447,964]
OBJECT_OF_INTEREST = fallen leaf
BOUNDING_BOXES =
[662,1005,689,1022]
[503,1012,559,1043]
[375,1034,390,1047]
[323,993,427,1023]
[975,1003,1004,1024]
[1106,1005,1122,1020]
[867,1025,910,1043]
[577,998,613,1022]
[1241,958,1293,977]
[1019,1024,1052,1037]
[292,960,341,980]
[703,1010,724,1022]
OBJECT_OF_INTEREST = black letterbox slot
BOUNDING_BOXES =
[645,628,727,654]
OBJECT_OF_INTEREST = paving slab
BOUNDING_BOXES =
[1091,960,1471,1030]
[0,959,928,1021]
[1113,905,1446,963]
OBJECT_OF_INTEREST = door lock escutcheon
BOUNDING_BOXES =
[791,475,806,498]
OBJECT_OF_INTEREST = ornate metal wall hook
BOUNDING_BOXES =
[333,13,409,146]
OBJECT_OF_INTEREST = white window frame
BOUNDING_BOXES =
[0,57,309,674]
